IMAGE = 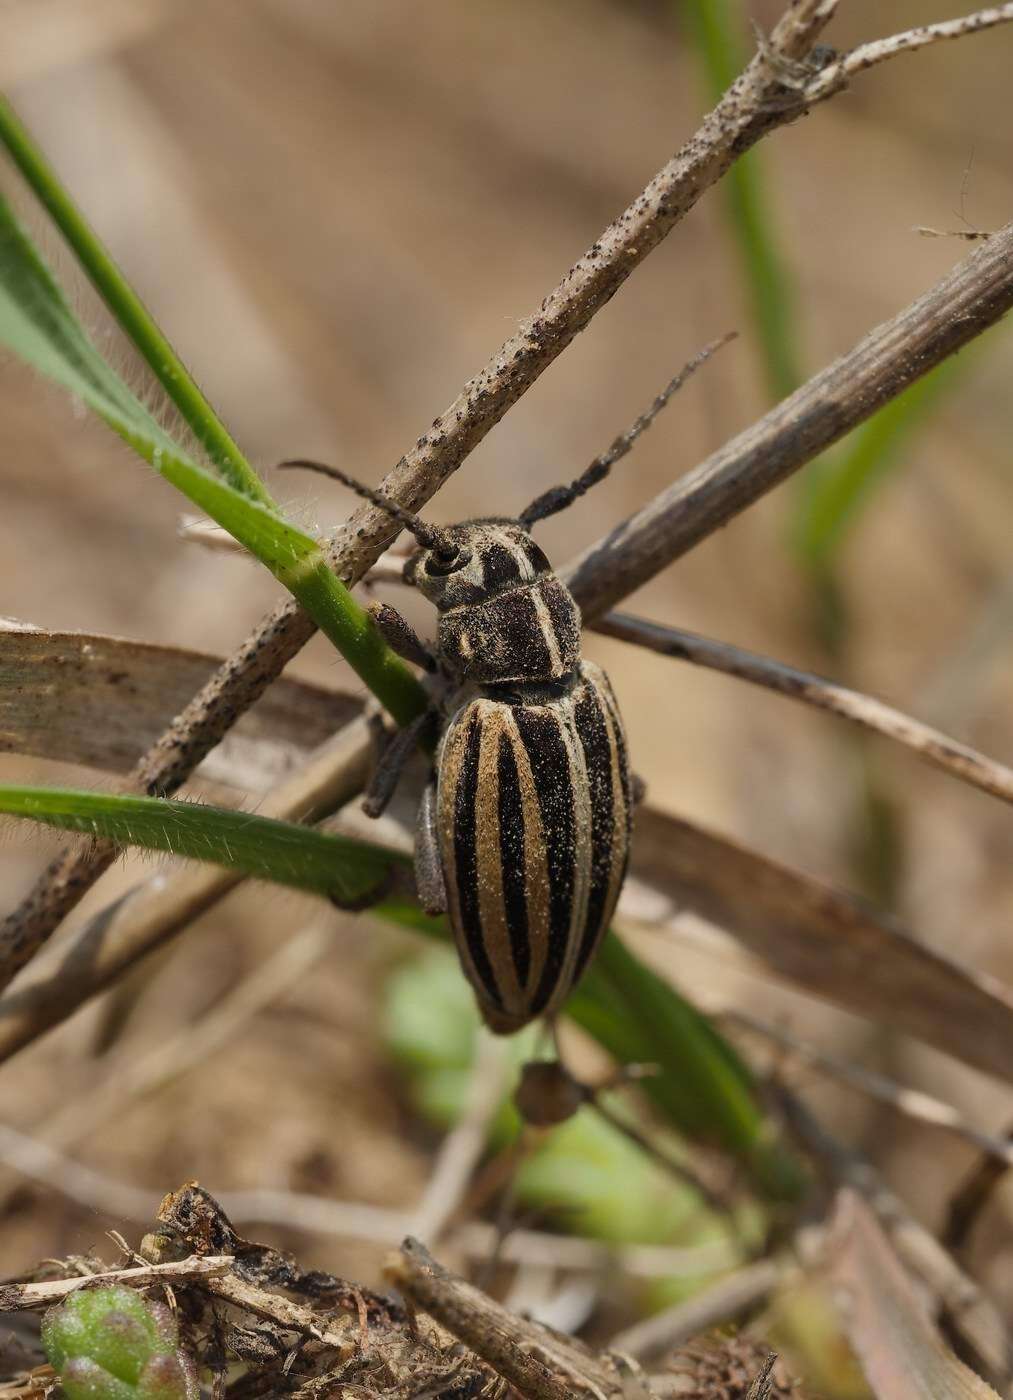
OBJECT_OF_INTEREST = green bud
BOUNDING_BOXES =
[41,1286,198,1400]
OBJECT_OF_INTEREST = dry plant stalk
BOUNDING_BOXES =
[5,0,1013,984]
[595,614,1013,805]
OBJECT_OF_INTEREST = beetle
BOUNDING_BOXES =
[281,336,728,1033]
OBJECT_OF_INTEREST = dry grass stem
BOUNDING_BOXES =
[596,614,1013,806]
[4,0,1004,985]
[0,1254,233,1311]
[565,222,1013,618]
[805,5,1013,103]
[724,1011,1013,1170]
[608,1259,783,1364]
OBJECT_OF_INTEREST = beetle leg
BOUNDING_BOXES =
[630,772,647,806]
[368,600,437,672]
[414,780,447,915]
[362,708,435,818]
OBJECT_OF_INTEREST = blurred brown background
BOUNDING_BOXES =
[1,0,1012,1357]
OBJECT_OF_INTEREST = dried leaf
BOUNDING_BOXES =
[826,1189,1001,1398]
[630,808,1013,1084]
[0,621,360,788]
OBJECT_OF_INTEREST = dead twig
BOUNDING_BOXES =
[595,614,1013,806]
[804,6,1013,103]
[385,1237,614,1400]
[565,220,1013,618]
[0,1255,233,1311]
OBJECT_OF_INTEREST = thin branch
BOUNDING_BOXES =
[565,220,1013,617]
[805,6,1013,103]
[0,1255,234,1311]
[201,1273,356,1359]
[723,1010,1013,1170]
[595,613,1013,805]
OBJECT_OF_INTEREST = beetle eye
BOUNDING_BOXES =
[425,547,470,577]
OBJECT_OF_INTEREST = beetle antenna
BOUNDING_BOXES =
[519,331,737,528]
[278,459,459,558]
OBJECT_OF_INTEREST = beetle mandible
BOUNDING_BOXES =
[281,336,729,1034]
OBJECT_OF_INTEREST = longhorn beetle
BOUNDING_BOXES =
[280,335,730,1035]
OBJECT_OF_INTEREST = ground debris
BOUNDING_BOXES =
[2,1183,799,1399]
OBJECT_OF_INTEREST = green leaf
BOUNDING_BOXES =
[0,785,400,903]
[0,192,428,728]
[0,93,268,503]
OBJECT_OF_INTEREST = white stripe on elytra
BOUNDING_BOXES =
[530,588,564,674]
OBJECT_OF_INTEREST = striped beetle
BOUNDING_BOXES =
[283,339,726,1034]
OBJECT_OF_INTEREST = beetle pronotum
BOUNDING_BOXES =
[281,335,731,1035]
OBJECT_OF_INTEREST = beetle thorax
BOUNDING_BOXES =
[404,519,582,686]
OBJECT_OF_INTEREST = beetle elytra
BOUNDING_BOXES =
[281,334,730,1033]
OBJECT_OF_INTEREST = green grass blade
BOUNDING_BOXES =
[0,785,400,903]
[679,0,802,401]
[0,94,270,504]
[0,193,428,728]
